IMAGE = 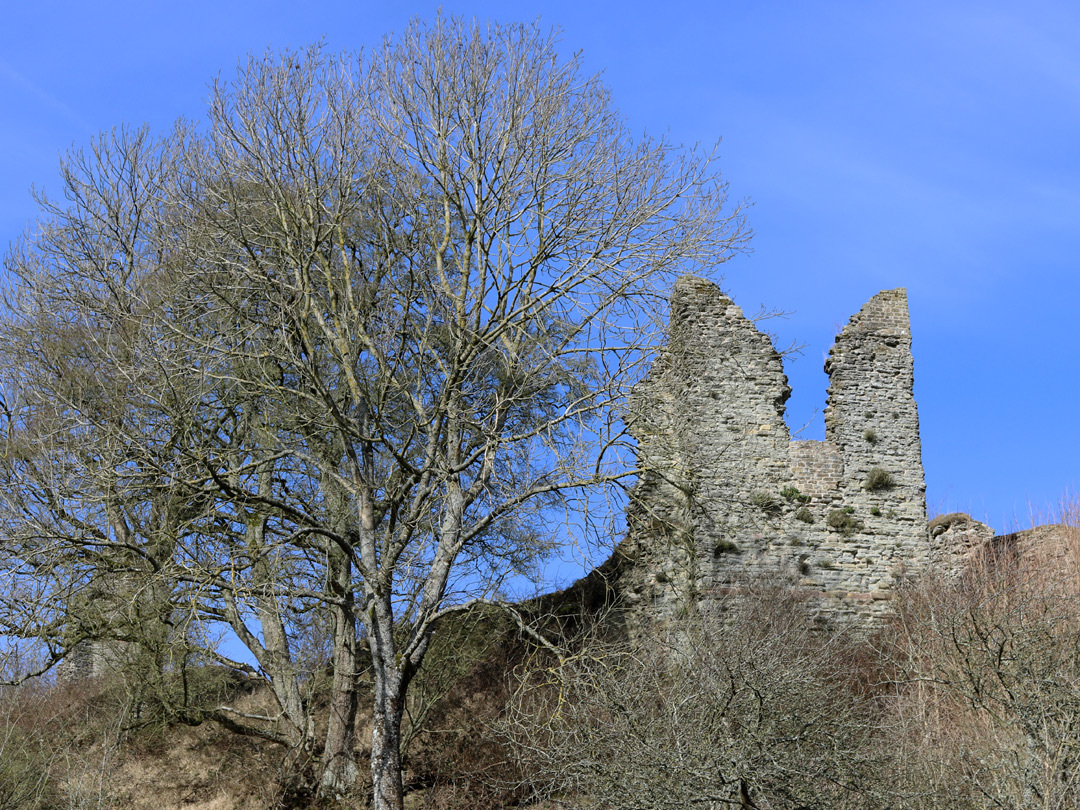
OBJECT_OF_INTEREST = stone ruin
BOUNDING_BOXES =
[56,639,126,682]
[54,276,993,679]
[614,275,944,628]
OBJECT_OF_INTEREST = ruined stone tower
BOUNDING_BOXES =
[56,639,126,682]
[619,276,930,627]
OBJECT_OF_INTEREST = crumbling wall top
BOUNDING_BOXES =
[838,288,911,339]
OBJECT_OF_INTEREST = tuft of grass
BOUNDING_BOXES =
[928,512,974,536]
[750,491,782,515]
[795,507,814,524]
[827,507,861,536]
[863,429,878,444]
[781,486,810,504]
[865,467,895,491]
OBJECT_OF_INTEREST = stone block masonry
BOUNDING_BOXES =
[56,639,125,682]
[619,276,931,628]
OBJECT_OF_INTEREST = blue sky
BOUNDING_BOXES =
[2,0,1078,535]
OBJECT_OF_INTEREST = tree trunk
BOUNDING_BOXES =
[367,585,410,810]
[320,546,360,798]
[370,670,406,810]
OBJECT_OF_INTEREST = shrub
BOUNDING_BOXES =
[0,720,54,810]
[781,486,810,504]
[883,541,1080,808]
[863,429,878,444]
[505,588,890,810]
[795,507,814,524]
[869,506,882,517]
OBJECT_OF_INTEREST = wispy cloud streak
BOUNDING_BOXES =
[0,60,94,133]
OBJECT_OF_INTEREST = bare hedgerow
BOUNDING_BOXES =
[0,672,139,810]
[0,692,57,810]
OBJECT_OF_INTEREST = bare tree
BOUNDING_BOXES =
[0,124,198,691]
[0,15,747,809]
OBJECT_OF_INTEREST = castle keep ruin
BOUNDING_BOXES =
[618,276,933,626]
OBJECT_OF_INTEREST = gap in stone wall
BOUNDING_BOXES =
[783,357,829,442]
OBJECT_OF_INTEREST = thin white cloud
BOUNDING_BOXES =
[0,60,94,133]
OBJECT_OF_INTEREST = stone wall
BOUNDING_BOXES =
[619,276,933,628]
[56,639,125,682]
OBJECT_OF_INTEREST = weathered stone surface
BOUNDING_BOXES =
[56,639,129,682]
[929,512,995,563]
[978,523,1080,575]
[619,277,932,629]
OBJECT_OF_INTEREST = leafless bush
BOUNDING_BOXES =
[0,675,136,810]
[503,587,892,810]
[882,532,1080,810]
[0,688,57,809]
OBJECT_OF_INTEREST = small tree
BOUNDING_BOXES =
[0,15,747,810]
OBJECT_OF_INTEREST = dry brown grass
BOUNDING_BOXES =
[111,720,281,810]
[0,675,300,810]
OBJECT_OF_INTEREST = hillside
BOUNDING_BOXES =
[4,517,1080,809]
